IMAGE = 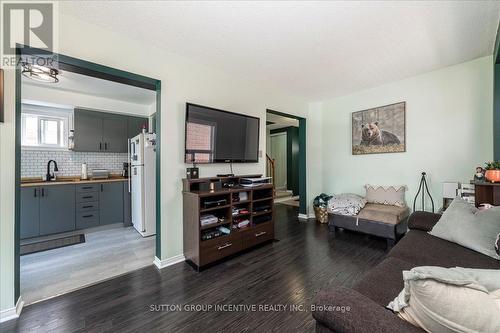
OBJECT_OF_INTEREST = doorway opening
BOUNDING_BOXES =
[15,46,162,306]
[266,110,306,215]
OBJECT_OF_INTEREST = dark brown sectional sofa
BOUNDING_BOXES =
[312,211,500,333]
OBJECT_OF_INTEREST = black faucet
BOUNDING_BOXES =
[46,160,59,181]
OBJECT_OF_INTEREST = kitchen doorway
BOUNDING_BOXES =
[14,46,162,306]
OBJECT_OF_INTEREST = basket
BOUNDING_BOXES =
[314,206,329,224]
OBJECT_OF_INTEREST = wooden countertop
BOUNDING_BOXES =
[21,176,129,187]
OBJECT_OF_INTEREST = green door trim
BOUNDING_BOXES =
[266,109,307,215]
[14,46,162,303]
[494,23,499,160]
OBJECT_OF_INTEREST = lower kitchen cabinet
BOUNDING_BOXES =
[39,185,76,236]
[20,187,40,239]
[99,182,124,225]
[20,181,128,239]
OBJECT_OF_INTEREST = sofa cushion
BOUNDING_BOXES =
[365,185,406,207]
[357,203,410,225]
[407,211,441,231]
[312,287,422,333]
[353,257,414,306]
[390,230,500,269]
[429,197,500,260]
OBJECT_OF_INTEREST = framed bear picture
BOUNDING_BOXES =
[352,102,405,155]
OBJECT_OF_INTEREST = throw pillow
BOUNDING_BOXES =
[429,197,500,260]
[364,184,406,207]
[388,266,500,333]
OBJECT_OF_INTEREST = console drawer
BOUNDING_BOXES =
[243,223,274,248]
[76,210,99,229]
[77,201,99,211]
[200,236,242,266]
[77,191,99,203]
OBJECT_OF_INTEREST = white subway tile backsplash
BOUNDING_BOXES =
[21,150,128,178]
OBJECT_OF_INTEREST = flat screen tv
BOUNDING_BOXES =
[185,103,260,163]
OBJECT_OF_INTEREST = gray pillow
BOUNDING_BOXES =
[429,197,500,260]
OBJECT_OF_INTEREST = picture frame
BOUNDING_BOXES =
[351,102,406,155]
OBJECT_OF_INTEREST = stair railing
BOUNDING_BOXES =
[266,154,276,195]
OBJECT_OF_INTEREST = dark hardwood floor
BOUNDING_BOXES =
[2,204,388,333]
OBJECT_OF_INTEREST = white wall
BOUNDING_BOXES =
[319,56,494,207]
[22,84,152,116]
[0,12,322,311]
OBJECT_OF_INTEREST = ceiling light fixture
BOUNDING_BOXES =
[21,63,59,83]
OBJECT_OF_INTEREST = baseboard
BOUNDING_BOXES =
[0,296,24,323]
[153,254,185,269]
[298,213,316,220]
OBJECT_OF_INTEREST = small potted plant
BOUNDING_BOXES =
[485,161,500,183]
[313,193,332,224]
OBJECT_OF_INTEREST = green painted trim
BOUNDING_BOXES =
[267,109,304,121]
[494,64,500,160]
[14,46,163,307]
[19,45,158,89]
[155,82,161,259]
[14,48,22,302]
[298,118,307,215]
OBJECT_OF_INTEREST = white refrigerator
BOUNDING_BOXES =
[130,132,156,237]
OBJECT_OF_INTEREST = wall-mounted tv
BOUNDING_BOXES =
[185,103,260,163]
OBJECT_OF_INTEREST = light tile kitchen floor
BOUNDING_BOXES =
[21,225,155,305]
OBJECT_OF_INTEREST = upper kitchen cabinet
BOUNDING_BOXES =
[102,113,127,152]
[128,116,149,139]
[74,109,146,153]
[73,109,103,152]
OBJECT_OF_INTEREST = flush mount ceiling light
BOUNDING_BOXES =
[21,63,59,83]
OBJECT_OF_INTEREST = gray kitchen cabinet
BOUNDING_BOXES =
[74,109,104,152]
[99,182,124,225]
[102,114,127,152]
[39,185,76,236]
[74,109,132,153]
[123,181,132,227]
[128,116,148,139]
[20,187,40,239]
[20,181,129,239]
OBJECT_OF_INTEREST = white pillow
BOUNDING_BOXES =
[388,266,500,333]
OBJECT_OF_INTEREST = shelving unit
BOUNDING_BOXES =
[183,175,275,270]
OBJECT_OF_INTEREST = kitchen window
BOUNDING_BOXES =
[21,104,73,149]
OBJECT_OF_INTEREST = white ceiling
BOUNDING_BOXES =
[267,112,299,130]
[22,70,157,105]
[60,1,500,100]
